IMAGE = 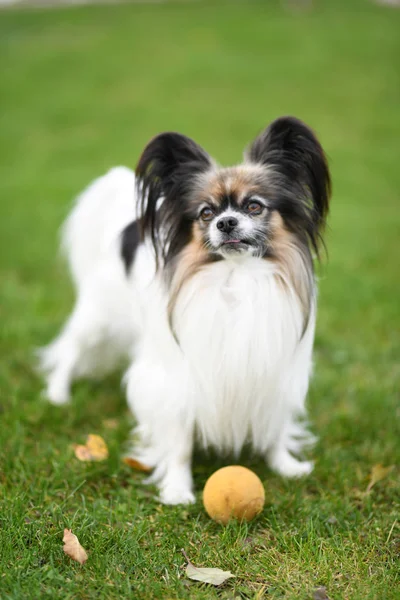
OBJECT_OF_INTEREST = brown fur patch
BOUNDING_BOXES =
[268,211,314,327]
[167,235,211,329]
[195,164,269,206]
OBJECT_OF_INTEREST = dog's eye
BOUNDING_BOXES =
[199,207,215,221]
[246,200,263,215]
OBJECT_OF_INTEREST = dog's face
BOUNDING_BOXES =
[190,165,272,259]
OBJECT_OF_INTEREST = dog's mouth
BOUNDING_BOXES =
[221,239,252,248]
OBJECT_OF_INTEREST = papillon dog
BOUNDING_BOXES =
[40,116,331,505]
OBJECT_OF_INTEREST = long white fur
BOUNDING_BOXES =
[40,167,316,505]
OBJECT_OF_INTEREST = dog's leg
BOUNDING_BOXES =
[125,358,195,505]
[147,431,194,506]
[39,316,83,405]
[267,435,314,478]
[40,333,80,405]
[266,402,315,478]
[266,328,316,478]
[38,293,107,405]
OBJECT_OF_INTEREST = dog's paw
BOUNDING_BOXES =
[42,386,70,406]
[269,450,313,479]
[159,485,195,506]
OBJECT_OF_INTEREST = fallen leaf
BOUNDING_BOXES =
[63,529,88,564]
[182,549,235,586]
[186,564,235,586]
[313,587,330,600]
[74,434,109,462]
[366,464,394,493]
[123,457,152,472]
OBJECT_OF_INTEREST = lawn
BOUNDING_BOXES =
[0,1,399,598]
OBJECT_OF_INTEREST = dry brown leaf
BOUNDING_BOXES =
[123,457,152,472]
[366,464,395,493]
[74,434,109,462]
[63,529,88,564]
[182,549,235,586]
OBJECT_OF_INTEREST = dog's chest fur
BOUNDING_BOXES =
[173,257,304,453]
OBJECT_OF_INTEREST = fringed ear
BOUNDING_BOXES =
[135,132,212,266]
[246,116,331,255]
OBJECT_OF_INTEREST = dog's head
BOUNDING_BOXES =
[136,116,331,270]
[135,117,331,330]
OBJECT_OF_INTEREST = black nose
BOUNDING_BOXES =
[216,216,238,233]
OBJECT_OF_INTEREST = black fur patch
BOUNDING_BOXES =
[120,220,140,273]
[135,132,212,268]
[247,116,331,257]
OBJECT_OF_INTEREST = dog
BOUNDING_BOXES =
[39,116,331,505]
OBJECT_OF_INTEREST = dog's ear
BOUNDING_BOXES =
[246,116,331,246]
[136,132,211,194]
[136,132,212,265]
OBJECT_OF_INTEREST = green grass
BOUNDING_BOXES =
[0,1,399,598]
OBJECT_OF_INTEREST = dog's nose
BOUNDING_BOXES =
[216,216,238,233]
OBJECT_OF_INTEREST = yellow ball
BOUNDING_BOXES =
[203,465,265,524]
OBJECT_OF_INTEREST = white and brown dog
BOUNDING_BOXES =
[40,116,331,504]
